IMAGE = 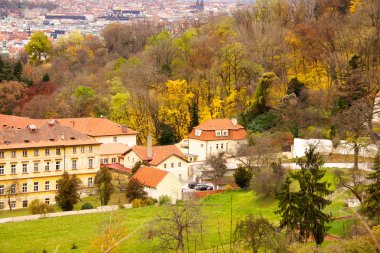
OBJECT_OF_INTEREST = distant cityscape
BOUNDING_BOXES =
[0,0,252,57]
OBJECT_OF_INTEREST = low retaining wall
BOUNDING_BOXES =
[0,204,132,224]
[194,189,225,199]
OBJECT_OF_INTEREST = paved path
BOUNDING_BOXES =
[0,204,132,224]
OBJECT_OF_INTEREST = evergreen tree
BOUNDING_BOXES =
[158,124,176,145]
[276,146,332,245]
[126,178,147,201]
[233,166,252,189]
[94,167,114,205]
[55,172,81,211]
[42,73,50,82]
[363,152,380,223]
[189,98,199,131]
[131,161,143,175]
[0,57,4,82]
[13,60,22,81]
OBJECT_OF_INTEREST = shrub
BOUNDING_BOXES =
[225,184,232,192]
[158,195,171,206]
[143,197,156,206]
[71,243,78,249]
[233,166,252,189]
[29,199,54,214]
[81,203,94,210]
[132,198,142,208]
[126,178,147,201]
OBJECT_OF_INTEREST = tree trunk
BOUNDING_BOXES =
[354,144,359,171]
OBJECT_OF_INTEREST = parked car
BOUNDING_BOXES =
[195,184,214,191]
[188,182,198,189]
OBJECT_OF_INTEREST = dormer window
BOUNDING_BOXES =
[222,130,228,136]
[195,129,202,136]
[216,130,221,137]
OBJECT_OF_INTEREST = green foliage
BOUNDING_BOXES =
[29,199,54,215]
[131,161,143,175]
[71,243,78,250]
[126,178,147,201]
[246,111,278,132]
[55,172,81,211]
[13,60,22,81]
[276,146,332,245]
[233,166,252,189]
[143,197,156,206]
[95,167,114,206]
[81,203,94,210]
[25,31,52,63]
[132,198,143,208]
[157,124,176,145]
[158,195,171,206]
[42,73,50,82]
[363,152,380,223]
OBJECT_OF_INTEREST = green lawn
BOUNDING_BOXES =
[0,169,353,252]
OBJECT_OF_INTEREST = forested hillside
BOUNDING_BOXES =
[1,0,380,145]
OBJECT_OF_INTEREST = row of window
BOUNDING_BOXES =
[0,146,94,159]
[0,177,94,195]
[0,159,94,175]
[163,162,182,169]
[0,198,51,209]
[100,157,118,164]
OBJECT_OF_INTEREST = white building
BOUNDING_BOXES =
[187,118,248,161]
[121,138,189,182]
[130,166,182,203]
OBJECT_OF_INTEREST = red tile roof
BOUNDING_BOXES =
[126,145,186,166]
[188,118,247,141]
[130,166,168,188]
[102,163,131,174]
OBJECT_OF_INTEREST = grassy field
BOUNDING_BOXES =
[0,168,355,252]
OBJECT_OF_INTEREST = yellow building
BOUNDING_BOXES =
[0,121,101,210]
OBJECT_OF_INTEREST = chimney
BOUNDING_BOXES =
[121,125,128,133]
[147,134,153,159]
[231,118,238,126]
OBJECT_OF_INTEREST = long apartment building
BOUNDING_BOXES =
[0,120,101,210]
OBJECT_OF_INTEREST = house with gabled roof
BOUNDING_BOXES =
[121,136,189,182]
[130,166,182,203]
[188,118,248,161]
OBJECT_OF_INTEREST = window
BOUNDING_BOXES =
[45,181,50,191]
[10,184,16,194]
[195,129,202,136]
[89,145,93,152]
[23,200,28,208]
[45,149,50,155]
[22,150,27,157]
[132,157,134,162]
[0,165,4,175]
[56,148,61,155]
[55,161,60,170]
[10,201,16,209]
[81,146,85,153]
[11,150,16,158]
[113,136,117,142]
[0,151,4,158]
[34,149,39,156]
[45,198,50,205]
[88,159,93,168]
[88,177,93,187]
[11,164,16,174]
[200,144,204,148]
[72,160,77,170]
[73,147,77,154]
[22,163,28,173]
[56,180,59,190]
[45,162,50,171]
[171,163,174,168]
[34,182,39,192]
[221,143,224,149]
[216,130,221,137]
[112,158,116,163]
[34,163,39,172]
[0,185,3,195]
[164,163,167,168]
[216,144,219,149]
[22,183,27,193]
[178,162,181,167]
[178,174,182,180]
[104,158,109,164]
[0,202,4,209]
[222,130,228,136]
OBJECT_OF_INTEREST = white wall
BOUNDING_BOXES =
[156,155,189,182]
[292,138,378,158]
[188,139,207,161]
[95,135,137,147]
[144,173,182,204]
[123,151,142,168]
